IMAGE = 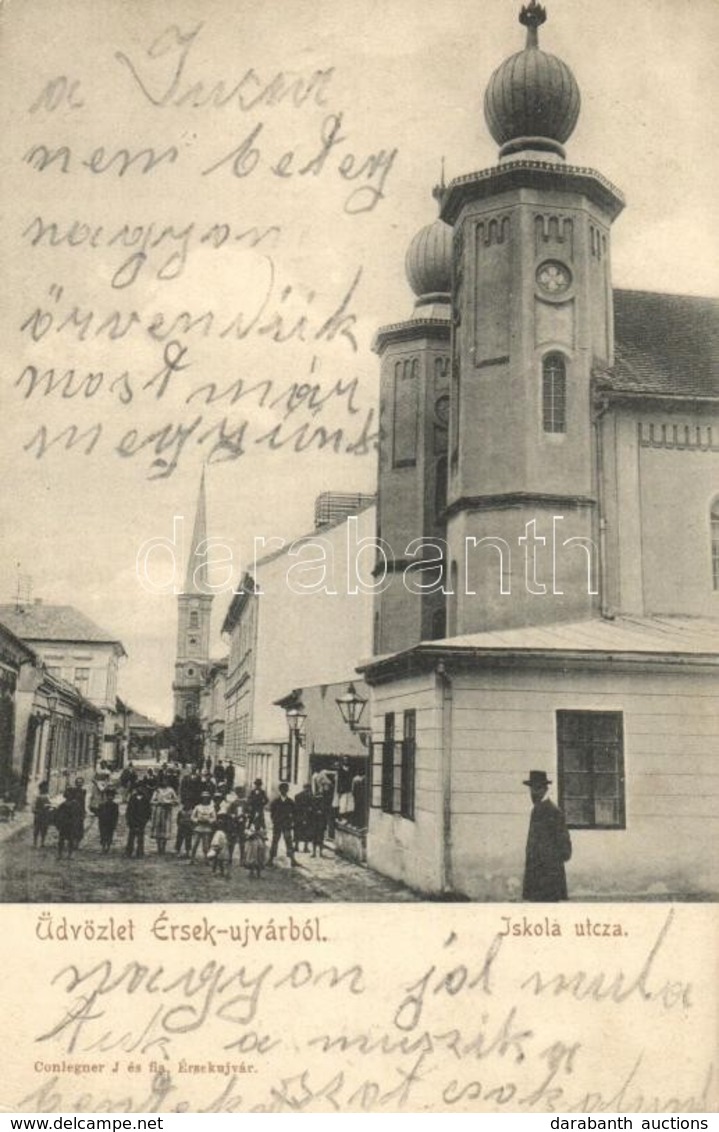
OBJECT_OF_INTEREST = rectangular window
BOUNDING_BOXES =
[401,710,416,820]
[74,667,90,696]
[557,710,625,829]
[279,742,291,783]
[369,711,416,821]
[381,713,395,813]
[370,738,383,810]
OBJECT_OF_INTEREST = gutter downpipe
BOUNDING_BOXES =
[437,660,454,894]
[593,391,612,619]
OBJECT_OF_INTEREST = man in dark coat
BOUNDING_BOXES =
[268,783,298,867]
[68,777,87,845]
[522,770,572,902]
[181,767,202,809]
[293,783,314,852]
[54,789,81,859]
[125,785,152,858]
[97,787,120,853]
[246,778,269,831]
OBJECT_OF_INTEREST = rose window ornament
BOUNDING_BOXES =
[536,260,572,295]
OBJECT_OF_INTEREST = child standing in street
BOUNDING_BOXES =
[207,813,231,878]
[190,791,216,861]
[245,819,267,879]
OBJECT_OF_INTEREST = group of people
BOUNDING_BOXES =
[31,758,575,901]
[31,763,334,880]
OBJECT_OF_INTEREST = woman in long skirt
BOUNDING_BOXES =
[150,777,178,855]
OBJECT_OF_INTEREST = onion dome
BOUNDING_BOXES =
[405,216,452,300]
[484,1,580,160]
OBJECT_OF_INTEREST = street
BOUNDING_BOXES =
[0,813,421,904]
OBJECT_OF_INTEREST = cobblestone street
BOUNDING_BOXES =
[0,814,421,903]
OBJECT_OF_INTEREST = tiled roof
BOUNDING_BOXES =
[0,603,126,654]
[127,709,161,730]
[606,289,719,398]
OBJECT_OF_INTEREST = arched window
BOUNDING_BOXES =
[542,353,567,433]
[189,610,199,629]
[712,500,719,590]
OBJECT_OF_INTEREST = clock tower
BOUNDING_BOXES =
[442,0,625,634]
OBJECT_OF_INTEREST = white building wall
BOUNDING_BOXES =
[364,662,719,900]
[603,408,719,617]
[448,665,719,900]
[251,507,376,745]
[38,643,118,710]
[366,672,445,895]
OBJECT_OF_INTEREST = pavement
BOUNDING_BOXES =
[0,808,421,903]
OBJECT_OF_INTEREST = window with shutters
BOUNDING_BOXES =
[369,710,416,821]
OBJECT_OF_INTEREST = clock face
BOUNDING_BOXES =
[434,394,450,426]
[536,260,572,295]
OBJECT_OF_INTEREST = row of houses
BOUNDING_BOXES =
[180,491,375,852]
[0,602,160,805]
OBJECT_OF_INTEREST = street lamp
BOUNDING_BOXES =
[284,704,306,785]
[285,706,306,744]
[336,683,370,746]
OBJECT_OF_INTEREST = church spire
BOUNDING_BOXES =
[184,467,209,593]
[173,468,213,721]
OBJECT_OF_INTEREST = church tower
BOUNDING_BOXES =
[172,470,213,720]
[441,0,625,634]
[372,195,452,654]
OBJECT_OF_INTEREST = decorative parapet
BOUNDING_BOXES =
[441,161,625,224]
[638,421,719,453]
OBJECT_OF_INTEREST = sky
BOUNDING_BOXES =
[1,0,717,723]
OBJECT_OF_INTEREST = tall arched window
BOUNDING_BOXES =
[189,610,199,629]
[542,353,567,433]
[711,500,719,590]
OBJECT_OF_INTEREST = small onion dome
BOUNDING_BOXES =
[484,1,580,159]
[405,217,452,299]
